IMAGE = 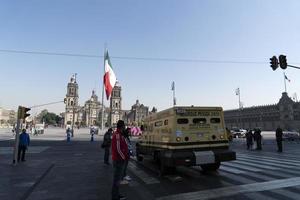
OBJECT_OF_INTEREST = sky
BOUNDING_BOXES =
[1,0,300,115]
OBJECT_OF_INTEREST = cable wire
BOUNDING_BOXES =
[0,49,267,64]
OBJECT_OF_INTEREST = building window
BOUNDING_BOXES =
[71,101,73,106]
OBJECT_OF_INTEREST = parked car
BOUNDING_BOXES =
[231,128,247,138]
[282,131,300,141]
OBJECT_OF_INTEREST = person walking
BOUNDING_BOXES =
[111,120,128,200]
[121,128,133,183]
[18,129,30,162]
[245,129,253,150]
[253,128,262,150]
[102,128,113,164]
[66,128,71,142]
[276,126,283,152]
[90,126,95,142]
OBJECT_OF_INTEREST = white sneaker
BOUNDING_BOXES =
[124,175,132,181]
[120,180,129,185]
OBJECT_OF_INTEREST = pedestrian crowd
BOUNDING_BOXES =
[243,127,283,152]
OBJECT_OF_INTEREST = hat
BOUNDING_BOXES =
[117,120,125,128]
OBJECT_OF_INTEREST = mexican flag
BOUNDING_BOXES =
[103,51,117,100]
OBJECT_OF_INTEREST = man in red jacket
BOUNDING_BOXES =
[111,120,128,200]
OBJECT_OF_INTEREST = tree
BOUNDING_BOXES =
[36,109,62,126]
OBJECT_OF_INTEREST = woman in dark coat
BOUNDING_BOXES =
[102,128,113,165]
[253,128,262,150]
[245,130,253,150]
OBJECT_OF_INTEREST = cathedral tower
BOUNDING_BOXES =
[109,82,122,126]
[65,74,79,126]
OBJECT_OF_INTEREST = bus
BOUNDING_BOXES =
[136,106,236,174]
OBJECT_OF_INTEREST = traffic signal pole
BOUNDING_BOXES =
[12,106,22,165]
[12,106,31,165]
[287,64,300,70]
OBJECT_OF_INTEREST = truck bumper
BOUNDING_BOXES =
[162,149,236,167]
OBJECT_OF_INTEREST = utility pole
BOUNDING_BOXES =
[72,73,77,137]
[89,103,91,126]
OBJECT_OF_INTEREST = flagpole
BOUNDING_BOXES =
[284,72,287,93]
[173,83,176,106]
[172,81,176,106]
[238,88,241,128]
[101,46,107,130]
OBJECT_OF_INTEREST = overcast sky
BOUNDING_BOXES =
[1,0,300,115]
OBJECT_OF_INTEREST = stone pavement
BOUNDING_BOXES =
[0,133,139,200]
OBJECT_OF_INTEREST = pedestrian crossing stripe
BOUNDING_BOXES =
[128,162,160,184]
[0,146,49,155]
[271,189,300,200]
[229,160,279,170]
[156,177,300,200]
[239,154,300,165]
[242,151,300,160]
[222,161,262,172]
[237,156,300,168]
[219,165,245,174]
[245,192,278,200]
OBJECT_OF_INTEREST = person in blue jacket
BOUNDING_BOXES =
[18,129,30,162]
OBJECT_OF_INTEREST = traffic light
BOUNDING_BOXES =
[279,55,287,69]
[19,106,31,120]
[270,56,278,71]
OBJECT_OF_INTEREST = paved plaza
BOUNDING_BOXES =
[1,128,300,200]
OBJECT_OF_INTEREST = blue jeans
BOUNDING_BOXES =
[112,160,126,200]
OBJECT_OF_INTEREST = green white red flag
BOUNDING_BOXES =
[103,51,117,100]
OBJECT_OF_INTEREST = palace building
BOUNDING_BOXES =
[224,92,300,131]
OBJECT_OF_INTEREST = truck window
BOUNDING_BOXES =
[177,118,189,124]
[193,118,206,124]
[164,120,168,125]
[155,121,163,127]
[210,118,221,123]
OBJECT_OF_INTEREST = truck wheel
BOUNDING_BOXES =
[137,155,143,162]
[160,164,175,176]
[200,162,220,171]
[153,151,160,164]
[136,151,143,162]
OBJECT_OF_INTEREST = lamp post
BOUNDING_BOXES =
[235,88,241,128]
